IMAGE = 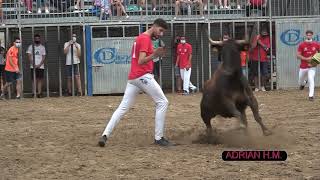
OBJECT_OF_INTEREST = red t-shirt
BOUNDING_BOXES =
[250,0,264,6]
[177,43,192,68]
[240,51,248,67]
[5,46,19,72]
[297,41,320,69]
[128,33,154,80]
[250,35,270,62]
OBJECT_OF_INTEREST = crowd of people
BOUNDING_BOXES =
[0,33,83,99]
[0,0,268,22]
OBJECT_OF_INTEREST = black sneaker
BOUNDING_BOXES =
[309,96,314,101]
[98,135,107,147]
[154,137,175,147]
[299,85,305,90]
[37,93,43,98]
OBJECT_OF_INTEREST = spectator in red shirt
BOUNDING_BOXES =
[176,36,197,95]
[250,28,270,92]
[240,44,249,77]
[173,36,183,93]
[246,0,268,16]
[98,18,174,147]
[297,30,320,101]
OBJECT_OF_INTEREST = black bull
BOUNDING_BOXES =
[200,40,272,136]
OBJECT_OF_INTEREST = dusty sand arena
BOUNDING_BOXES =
[0,89,319,179]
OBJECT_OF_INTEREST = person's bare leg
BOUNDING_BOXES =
[175,0,180,16]
[67,78,72,94]
[38,78,43,95]
[76,75,82,96]
[16,80,21,97]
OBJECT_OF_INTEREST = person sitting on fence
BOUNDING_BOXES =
[36,0,50,14]
[151,0,165,11]
[111,0,130,18]
[0,41,5,95]
[246,0,268,16]
[74,0,84,12]
[21,0,33,14]
[174,0,204,19]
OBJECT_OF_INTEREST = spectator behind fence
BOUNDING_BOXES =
[27,34,46,98]
[111,0,129,18]
[240,44,249,77]
[297,30,320,101]
[174,0,204,19]
[173,36,183,93]
[74,0,84,12]
[0,0,3,25]
[219,0,230,9]
[0,37,22,100]
[63,34,82,96]
[0,41,5,94]
[94,0,111,19]
[152,37,165,83]
[21,0,33,14]
[36,0,49,13]
[250,28,270,92]
[246,0,267,16]
[152,0,164,11]
[176,36,197,95]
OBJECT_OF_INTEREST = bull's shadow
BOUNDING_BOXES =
[200,40,272,144]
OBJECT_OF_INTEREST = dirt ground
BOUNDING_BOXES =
[0,89,320,180]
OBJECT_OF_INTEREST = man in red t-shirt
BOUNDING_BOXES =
[250,29,270,92]
[98,18,174,147]
[176,36,197,95]
[297,30,320,101]
[0,37,22,100]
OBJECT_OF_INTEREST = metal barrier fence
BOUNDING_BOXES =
[1,0,319,25]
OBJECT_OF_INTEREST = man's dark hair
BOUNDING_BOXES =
[14,37,20,41]
[34,34,41,38]
[306,30,313,35]
[153,18,168,30]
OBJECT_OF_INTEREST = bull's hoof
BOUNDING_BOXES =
[263,129,272,136]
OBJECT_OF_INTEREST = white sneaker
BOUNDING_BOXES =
[219,5,224,9]
[225,6,231,9]
[37,8,41,14]
[237,5,241,9]
[173,16,177,20]
[254,88,259,92]
[153,7,156,11]
[27,10,32,14]
[261,87,266,91]
[201,16,205,19]
[126,15,129,18]
[204,5,207,10]
[45,8,50,14]
[139,7,143,11]
[214,5,218,9]
[74,5,79,10]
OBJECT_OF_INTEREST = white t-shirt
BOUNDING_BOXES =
[27,44,46,69]
[64,42,81,65]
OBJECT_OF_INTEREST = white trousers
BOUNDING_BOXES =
[298,67,316,97]
[102,73,169,140]
[180,68,196,93]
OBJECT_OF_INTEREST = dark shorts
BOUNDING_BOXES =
[30,68,45,79]
[0,65,4,77]
[250,61,269,76]
[66,64,80,77]
[5,71,21,83]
